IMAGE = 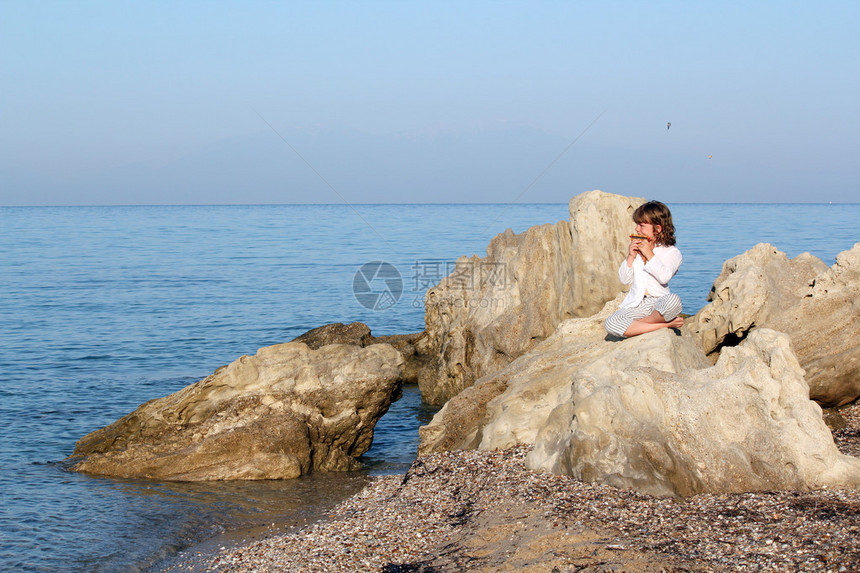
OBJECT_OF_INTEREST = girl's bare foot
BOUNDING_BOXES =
[668,316,684,329]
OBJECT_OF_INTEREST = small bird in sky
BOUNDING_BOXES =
[667,122,671,130]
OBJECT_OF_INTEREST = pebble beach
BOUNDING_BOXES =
[159,401,860,573]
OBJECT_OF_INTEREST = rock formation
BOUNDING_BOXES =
[527,328,860,496]
[688,242,860,407]
[291,322,430,385]
[419,295,703,455]
[419,190,645,406]
[420,302,860,497]
[70,341,403,480]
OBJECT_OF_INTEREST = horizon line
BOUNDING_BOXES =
[3,201,858,208]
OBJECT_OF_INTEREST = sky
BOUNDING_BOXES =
[1,1,858,205]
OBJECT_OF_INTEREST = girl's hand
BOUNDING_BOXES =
[637,239,655,262]
[626,239,640,265]
[627,238,640,259]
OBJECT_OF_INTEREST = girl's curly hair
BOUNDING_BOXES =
[633,200,676,246]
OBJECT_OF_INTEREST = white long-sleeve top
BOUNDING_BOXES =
[618,244,682,309]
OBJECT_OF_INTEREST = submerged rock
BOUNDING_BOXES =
[689,242,860,407]
[69,341,403,480]
[419,190,644,406]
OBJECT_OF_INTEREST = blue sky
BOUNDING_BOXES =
[2,1,858,205]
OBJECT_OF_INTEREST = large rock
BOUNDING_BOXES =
[688,242,860,407]
[686,243,827,354]
[419,190,644,405]
[419,296,704,455]
[527,328,860,496]
[420,306,860,497]
[69,342,403,480]
[291,322,430,385]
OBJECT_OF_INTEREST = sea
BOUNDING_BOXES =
[1,202,857,572]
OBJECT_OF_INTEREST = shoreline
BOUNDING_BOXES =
[157,402,860,572]
[5,205,858,573]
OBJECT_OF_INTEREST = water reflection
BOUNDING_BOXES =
[86,471,373,573]
[135,385,436,572]
[360,384,439,474]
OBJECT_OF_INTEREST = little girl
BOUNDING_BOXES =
[604,200,684,338]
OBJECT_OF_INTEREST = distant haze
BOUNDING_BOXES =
[2,2,858,205]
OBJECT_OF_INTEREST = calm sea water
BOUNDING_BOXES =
[0,203,857,572]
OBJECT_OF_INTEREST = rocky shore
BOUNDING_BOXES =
[71,192,860,491]
[157,401,860,572]
[83,190,857,570]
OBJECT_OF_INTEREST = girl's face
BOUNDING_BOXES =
[635,220,662,241]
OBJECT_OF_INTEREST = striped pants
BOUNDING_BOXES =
[604,293,683,338]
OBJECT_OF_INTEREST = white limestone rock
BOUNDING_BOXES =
[526,329,860,496]
[419,190,645,405]
[418,295,704,455]
[420,303,860,497]
[689,242,860,407]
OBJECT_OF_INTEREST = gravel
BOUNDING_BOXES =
[164,400,860,572]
